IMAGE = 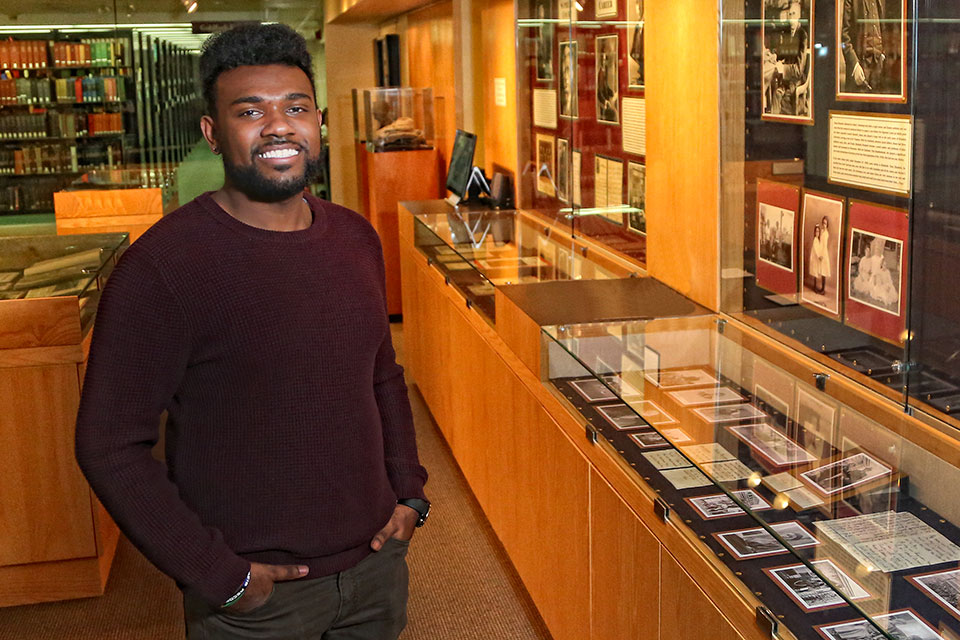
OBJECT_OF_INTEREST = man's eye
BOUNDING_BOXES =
[288,106,308,113]
[240,109,260,117]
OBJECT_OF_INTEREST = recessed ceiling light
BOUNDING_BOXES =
[187,1,198,13]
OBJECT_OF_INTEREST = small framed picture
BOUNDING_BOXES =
[596,403,645,430]
[685,489,771,520]
[799,451,893,497]
[694,403,768,424]
[792,385,838,460]
[646,367,718,389]
[569,377,617,403]
[626,0,644,89]
[668,386,745,407]
[714,521,819,560]
[559,41,579,118]
[595,35,619,124]
[630,431,670,449]
[815,610,941,640]
[764,559,870,612]
[907,569,960,621]
[633,400,676,426]
[729,423,818,467]
[534,0,554,81]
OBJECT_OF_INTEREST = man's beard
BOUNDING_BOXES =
[222,148,323,202]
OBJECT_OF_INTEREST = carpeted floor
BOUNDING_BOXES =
[0,326,551,640]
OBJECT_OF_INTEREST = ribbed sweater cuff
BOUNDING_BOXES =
[388,468,428,502]
[191,547,252,607]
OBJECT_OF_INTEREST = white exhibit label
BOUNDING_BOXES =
[595,0,617,18]
[533,88,558,129]
[494,77,507,107]
[572,151,582,205]
[828,112,912,196]
[622,97,647,157]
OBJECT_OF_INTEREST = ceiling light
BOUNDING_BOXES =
[187,1,198,12]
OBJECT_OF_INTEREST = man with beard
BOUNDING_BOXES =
[75,23,429,639]
[767,0,810,117]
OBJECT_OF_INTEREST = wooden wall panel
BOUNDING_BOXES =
[404,1,456,175]
[660,551,746,640]
[645,0,720,310]
[590,469,660,640]
[480,0,518,178]
[0,364,95,567]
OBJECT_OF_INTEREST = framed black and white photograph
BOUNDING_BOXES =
[793,385,837,460]
[634,400,676,426]
[765,559,871,612]
[627,0,644,89]
[848,229,903,316]
[908,569,960,621]
[535,0,554,81]
[668,386,745,407]
[630,431,670,449]
[627,161,646,235]
[536,133,556,197]
[728,423,818,467]
[645,368,718,389]
[686,489,772,520]
[694,403,767,424]
[559,41,578,118]
[595,35,619,124]
[569,377,617,402]
[800,191,845,320]
[557,138,570,203]
[800,451,893,496]
[816,610,941,640]
[715,521,819,560]
[761,0,814,124]
[599,373,641,398]
[758,202,795,273]
[596,403,645,430]
[835,0,908,103]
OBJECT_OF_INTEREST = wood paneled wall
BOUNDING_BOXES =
[645,0,721,310]
[479,0,518,178]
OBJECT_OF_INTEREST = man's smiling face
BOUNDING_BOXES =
[204,63,323,202]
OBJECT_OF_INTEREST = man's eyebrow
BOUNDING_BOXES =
[230,95,263,106]
[229,93,313,106]
[286,92,313,101]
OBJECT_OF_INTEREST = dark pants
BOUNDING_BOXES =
[183,538,410,639]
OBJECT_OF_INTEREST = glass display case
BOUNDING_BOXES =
[352,87,435,152]
[543,315,960,640]
[515,0,648,266]
[718,0,960,436]
[412,206,634,323]
[0,232,128,331]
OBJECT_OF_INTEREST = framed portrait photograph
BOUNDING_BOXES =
[714,521,819,560]
[559,41,578,118]
[630,431,670,449]
[728,423,818,467]
[595,35,619,124]
[596,403,645,430]
[815,610,941,640]
[800,451,893,497]
[756,180,801,296]
[534,0,554,81]
[536,133,556,197]
[793,385,837,461]
[595,0,617,19]
[800,190,845,319]
[694,403,767,424]
[836,0,908,102]
[907,569,960,621]
[569,377,617,402]
[557,138,570,203]
[645,367,718,389]
[844,200,909,345]
[668,386,745,407]
[765,559,871,612]
[761,0,814,124]
[627,161,646,235]
[685,489,772,520]
[627,0,644,89]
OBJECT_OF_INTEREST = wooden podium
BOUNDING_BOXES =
[359,146,441,317]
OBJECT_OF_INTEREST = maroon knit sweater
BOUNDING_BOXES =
[75,192,427,607]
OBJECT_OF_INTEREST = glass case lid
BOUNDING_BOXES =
[543,315,960,640]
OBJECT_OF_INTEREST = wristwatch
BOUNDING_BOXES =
[397,498,431,527]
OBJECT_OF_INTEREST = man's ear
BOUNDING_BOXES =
[316,108,323,130]
[200,114,220,154]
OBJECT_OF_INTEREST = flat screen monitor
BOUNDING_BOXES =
[446,130,477,199]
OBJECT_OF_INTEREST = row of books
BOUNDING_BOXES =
[0,178,62,213]
[0,112,124,139]
[0,76,127,105]
[0,38,130,70]
[0,144,79,175]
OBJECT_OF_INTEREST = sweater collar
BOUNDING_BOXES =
[196,191,329,243]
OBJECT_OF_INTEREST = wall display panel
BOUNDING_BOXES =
[543,316,960,640]
[517,0,646,267]
[719,0,960,431]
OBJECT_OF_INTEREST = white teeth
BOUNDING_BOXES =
[259,148,299,159]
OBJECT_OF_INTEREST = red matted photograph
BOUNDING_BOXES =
[906,568,960,622]
[844,200,909,345]
[756,179,801,296]
[800,190,845,320]
[763,558,871,612]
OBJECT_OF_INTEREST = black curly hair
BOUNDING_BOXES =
[199,23,316,116]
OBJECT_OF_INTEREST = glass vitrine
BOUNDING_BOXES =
[544,315,960,640]
[412,207,632,323]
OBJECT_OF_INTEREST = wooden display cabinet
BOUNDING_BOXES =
[0,232,128,607]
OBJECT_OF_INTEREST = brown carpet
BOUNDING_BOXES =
[0,325,551,640]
